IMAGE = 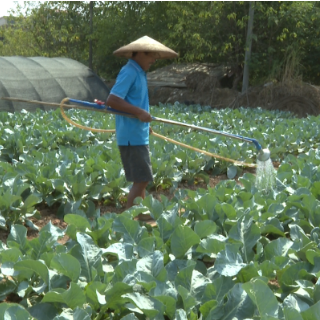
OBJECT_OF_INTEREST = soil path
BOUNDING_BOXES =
[0,164,268,244]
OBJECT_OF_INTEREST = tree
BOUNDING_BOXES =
[1,1,320,85]
[93,1,172,78]
[89,1,94,70]
[242,1,255,93]
[0,2,93,62]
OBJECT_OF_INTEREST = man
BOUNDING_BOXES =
[106,36,178,213]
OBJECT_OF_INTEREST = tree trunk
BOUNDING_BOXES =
[89,1,94,70]
[242,1,255,93]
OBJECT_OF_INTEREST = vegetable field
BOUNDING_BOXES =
[1,104,320,320]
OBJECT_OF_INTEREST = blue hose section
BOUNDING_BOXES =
[230,133,262,151]
[68,98,106,110]
[249,139,262,151]
[68,99,263,151]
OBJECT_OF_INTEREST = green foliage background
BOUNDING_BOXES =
[1,1,320,83]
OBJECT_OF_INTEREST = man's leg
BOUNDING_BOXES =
[126,181,149,209]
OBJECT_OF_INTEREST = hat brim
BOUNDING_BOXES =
[113,36,178,59]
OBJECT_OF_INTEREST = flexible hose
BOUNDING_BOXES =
[151,131,256,167]
[60,98,257,168]
[60,98,115,133]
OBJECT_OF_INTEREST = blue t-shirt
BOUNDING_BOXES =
[110,59,149,146]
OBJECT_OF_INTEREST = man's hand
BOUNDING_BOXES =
[107,94,152,122]
[137,109,152,122]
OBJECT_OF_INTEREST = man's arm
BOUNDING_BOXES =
[106,94,152,122]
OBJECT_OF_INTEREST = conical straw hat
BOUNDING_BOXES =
[113,36,178,59]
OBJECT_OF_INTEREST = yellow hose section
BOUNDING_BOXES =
[60,98,115,133]
[60,98,257,168]
[151,132,256,168]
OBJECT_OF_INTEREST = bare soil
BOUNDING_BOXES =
[1,165,280,304]
[146,63,320,118]
[149,81,320,118]
[0,164,266,245]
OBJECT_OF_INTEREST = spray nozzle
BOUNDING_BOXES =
[257,148,271,162]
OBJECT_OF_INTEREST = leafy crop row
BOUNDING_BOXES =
[1,104,318,228]
[1,104,320,319]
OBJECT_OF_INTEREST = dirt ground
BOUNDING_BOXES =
[0,174,229,244]
[145,63,320,117]
[0,164,277,304]
[0,63,309,307]
[0,164,267,245]
[150,84,320,118]
[3,62,316,243]
[150,70,320,118]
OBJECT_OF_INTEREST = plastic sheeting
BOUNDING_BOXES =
[0,56,110,112]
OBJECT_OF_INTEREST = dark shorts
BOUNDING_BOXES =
[118,145,153,182]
